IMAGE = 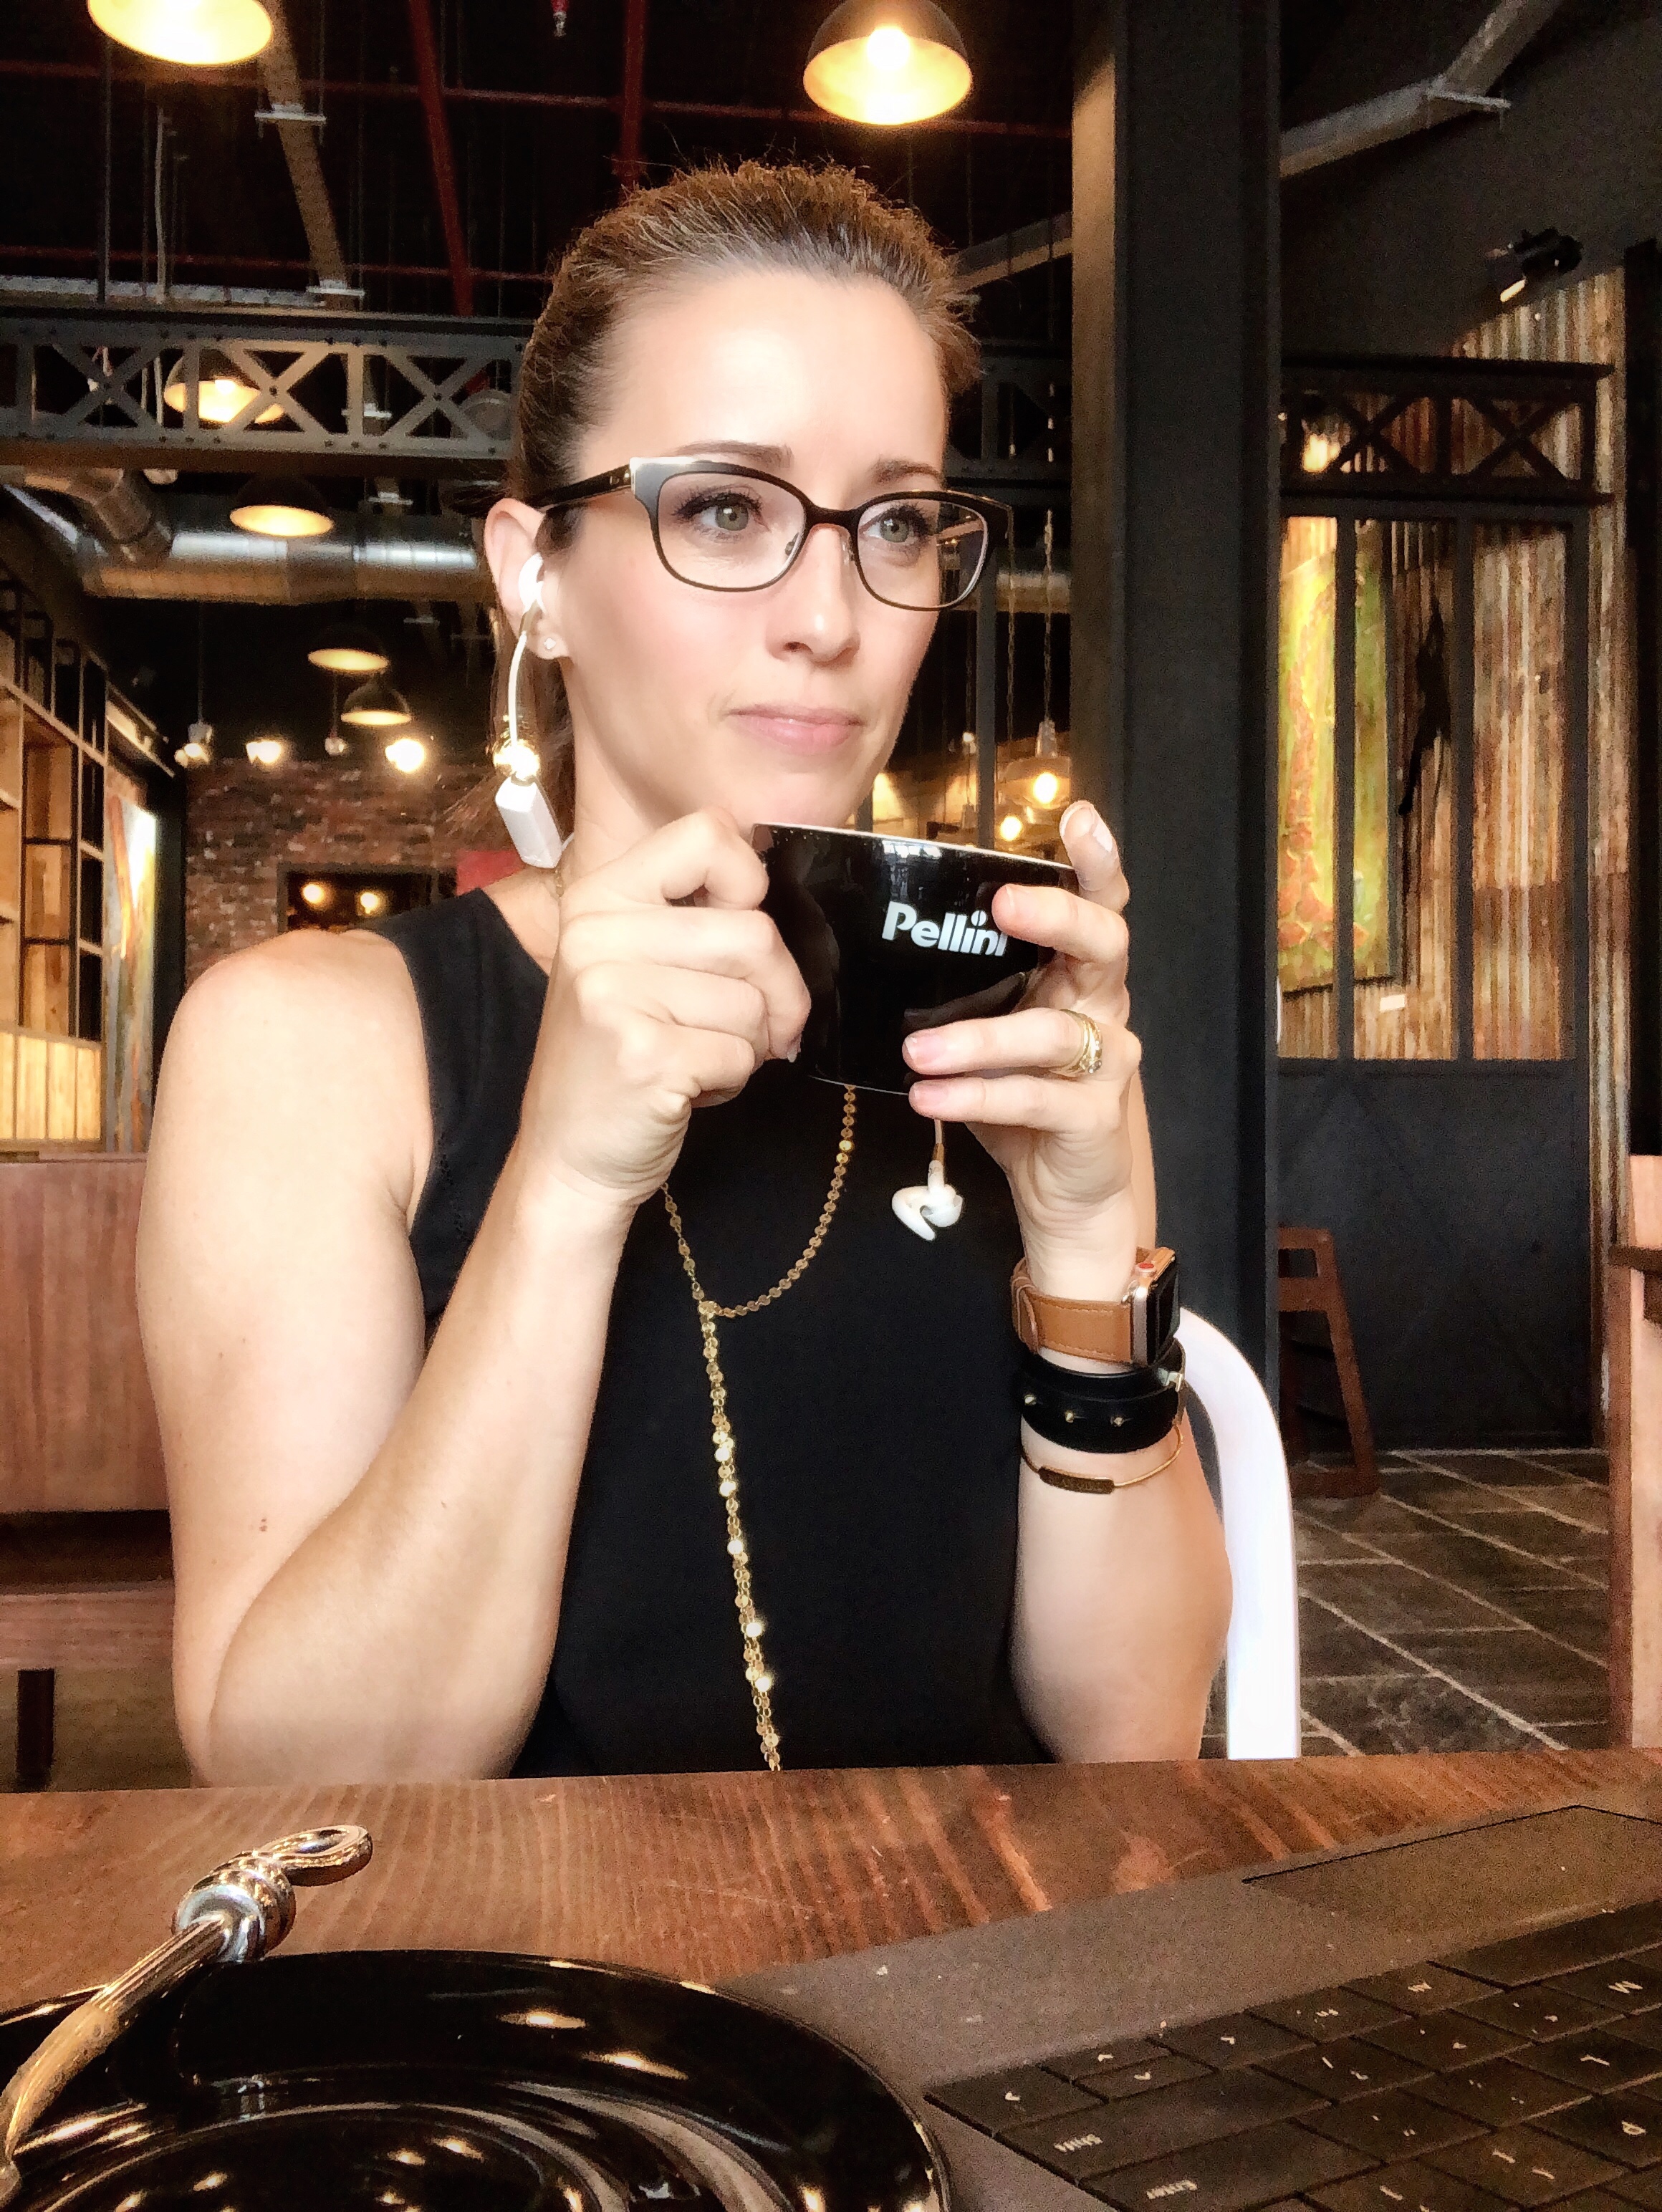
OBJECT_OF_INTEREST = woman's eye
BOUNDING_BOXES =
[871,506,926,545]
[679,492,760,533]
[711,501,750,532]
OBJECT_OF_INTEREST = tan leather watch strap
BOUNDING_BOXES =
[1010,1249,1172,1363]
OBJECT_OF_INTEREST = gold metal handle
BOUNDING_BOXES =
[0,1825,373,2207]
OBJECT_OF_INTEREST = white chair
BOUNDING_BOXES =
[1178,1310,1301,1759]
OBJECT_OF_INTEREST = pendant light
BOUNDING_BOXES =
[229,475,335,539]
[307,624,390,675]
[89,0,274,66]
[804,0,971,125]
[162,348,282,427]
[384,735,428,774]
[340,675,413,728]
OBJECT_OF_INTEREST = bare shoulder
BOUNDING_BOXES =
[155,927,430,1219]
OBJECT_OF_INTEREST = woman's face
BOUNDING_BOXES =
[489,266,950,842]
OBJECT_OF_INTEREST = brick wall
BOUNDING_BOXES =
[184,759,509,984]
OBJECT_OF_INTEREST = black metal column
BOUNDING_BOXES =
[1625,241,1662,1158]
[1070,0,1280,1368]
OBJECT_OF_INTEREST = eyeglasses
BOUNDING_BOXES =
[534,457,1010,613]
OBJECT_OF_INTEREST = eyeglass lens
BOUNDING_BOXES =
[653,471,988,610]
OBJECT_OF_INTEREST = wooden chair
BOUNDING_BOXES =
[0,1157,173,1787]
[1277,1224,1379,1499]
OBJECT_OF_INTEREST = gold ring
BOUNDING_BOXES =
[1059,1009,1105,1079]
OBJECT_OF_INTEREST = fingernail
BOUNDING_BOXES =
[787,1039,801,1062]
[1062,801,1118,864]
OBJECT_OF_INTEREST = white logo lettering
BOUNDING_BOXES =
[881,900,1008,957]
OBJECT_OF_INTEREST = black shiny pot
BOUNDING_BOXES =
[0,1951,948,2212]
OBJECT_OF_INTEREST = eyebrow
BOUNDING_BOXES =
[668,440,946,489]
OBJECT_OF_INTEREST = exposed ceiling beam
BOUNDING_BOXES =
[615,0,648,195]
[404,0,475,317]
[956,213,1073,286]
[257,0,354,299]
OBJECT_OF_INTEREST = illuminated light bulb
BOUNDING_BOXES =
[999,813,1024,843]
[307,624,390,675]
[342,676,412,727]
[88,0,274,66]
[1032,770,1060,807]
[324,731,349,757]
[299,880,331,909]
[162,355,281,425]
[245,736,285,766]
[385,736,428,774]
[803,0,971,125]
[229,473,335,539]
[356,888,389,917]
[1500,276,1527,304]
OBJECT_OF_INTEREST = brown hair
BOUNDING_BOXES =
[491,160,979,835]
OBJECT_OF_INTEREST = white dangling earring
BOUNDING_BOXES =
[893,1120,965,1242]
[494,553,567,870]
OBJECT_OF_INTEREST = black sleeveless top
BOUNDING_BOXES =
[380,890,1045,1776]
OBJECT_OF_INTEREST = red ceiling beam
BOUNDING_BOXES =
[0,242,548,289]
[614,0,649,195]
[403,0,474,317]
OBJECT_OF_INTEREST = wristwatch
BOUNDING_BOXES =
[1011,1246,1181,1367]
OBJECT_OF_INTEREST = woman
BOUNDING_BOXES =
[140,161,1230,1784]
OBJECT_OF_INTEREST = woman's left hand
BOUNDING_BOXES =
[901,800,1142,1292]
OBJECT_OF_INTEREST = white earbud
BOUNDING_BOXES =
[517,552,544,622]
[892,1122,964,1242]
[493,553,566,870]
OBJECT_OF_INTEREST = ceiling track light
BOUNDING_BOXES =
[1489,226,1582,307]
[341,675,413,728]
[804,0,971,125]
[229,474,336,539]
[88,0,274,65]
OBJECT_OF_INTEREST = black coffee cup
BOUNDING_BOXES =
[754,822,1077,1094]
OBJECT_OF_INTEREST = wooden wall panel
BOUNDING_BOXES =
[1456,273,1629,1408]
[0,1158,166,1511]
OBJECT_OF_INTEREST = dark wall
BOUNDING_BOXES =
[1282,0,1661,357]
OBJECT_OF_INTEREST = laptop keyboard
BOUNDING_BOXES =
[926,1898,1662,2212]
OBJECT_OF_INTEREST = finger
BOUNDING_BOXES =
[905,1004,1130,1079]
[990,883,1129,981]
[562,905,810,1057]
[908,1070,1122,1134]
[576,962,772,1067]
[584,807,769,913]
[1060,800,1128,910]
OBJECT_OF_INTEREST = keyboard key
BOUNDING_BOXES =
[1093,2057,1214,2101]
[1364,2015,1527,2070]
[1050,2038,1179,2084]
[1350,1968,1501,2016]
[1549,1961,1662,2017]
[1516,2034,1662,2092]
[1003,2107,1139,2185]
[1443,1909,1662,1992]
[928,2064,1098,2135]
[1061,2067,1326,2170]
[1083,2119,1374,2212]
[1263,2037,1433,2102]
[1610,2170,1662,2208]
[1462,1989,1620,2042]
[1553,2196,1656,2212]
[1304,2090,1485,2161]
[1607,2019,1662,2058]
[1257,1989,1408,2043]
[1161,2014,1314,2068]
[1417,2059,1585,2127]
[1425,2125,1624,2204]
[1538,2094,1662,2169]
[1312,2158,1514,2212]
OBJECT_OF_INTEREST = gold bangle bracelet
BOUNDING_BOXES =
[1020,1424,1185,1494]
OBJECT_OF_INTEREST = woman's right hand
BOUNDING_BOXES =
[517,807,811,1211]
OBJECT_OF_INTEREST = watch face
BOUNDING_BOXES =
[1145,1257,1180,1362]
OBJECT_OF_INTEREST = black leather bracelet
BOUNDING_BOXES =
[1014,1342,1186,1453]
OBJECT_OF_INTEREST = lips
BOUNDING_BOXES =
[731,705,863,756]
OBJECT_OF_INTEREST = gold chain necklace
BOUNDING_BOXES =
[661,1083,858,1772]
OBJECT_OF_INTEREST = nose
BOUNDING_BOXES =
[767,518,861,660]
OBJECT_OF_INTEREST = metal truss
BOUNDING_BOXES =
[1284,355,1611,507]
[0,305,524,475]
[948,346,1069,512]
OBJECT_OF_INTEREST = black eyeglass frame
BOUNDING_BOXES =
[534,456,1012,612]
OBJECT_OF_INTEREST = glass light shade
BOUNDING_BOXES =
[229,475,335,539]
[245,736,286,766]
[803,0,971,123]
[341,677,412,728]
[89,0,273,65]
[162,350,281,425]
[384,736,428,774]
[307,624,390,675]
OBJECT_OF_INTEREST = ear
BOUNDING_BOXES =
[483,497,570,654]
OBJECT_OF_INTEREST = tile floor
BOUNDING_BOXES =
[1,1447,1611,1789]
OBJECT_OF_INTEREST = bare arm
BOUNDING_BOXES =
[145,812,808,1783]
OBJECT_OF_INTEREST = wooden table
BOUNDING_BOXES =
[4,1749,1661,2011]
